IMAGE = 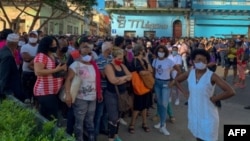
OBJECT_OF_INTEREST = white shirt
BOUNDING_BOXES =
[168,54,182,78]
[70,61,96,101]
[20,43,38,72]
[152,58,175,80]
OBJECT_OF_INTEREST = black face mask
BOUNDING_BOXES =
[49,47,57,53]
[60,46,68,53]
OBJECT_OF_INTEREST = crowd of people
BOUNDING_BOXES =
[2,27,250,141]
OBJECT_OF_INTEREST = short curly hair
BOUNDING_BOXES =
[190,49,210,62]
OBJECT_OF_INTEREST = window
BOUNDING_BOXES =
[67,25,73,34]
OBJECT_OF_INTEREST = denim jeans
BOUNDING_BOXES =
[154,79,171,127]
[182,55,188,72]
[94,99,108,136]
[73,99,96,141]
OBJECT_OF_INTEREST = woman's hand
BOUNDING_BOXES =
[55,63,67,72]
[65,94,72,107]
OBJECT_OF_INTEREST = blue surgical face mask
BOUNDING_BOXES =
[172,51,178,56]
[194,62,207,70]
[158,52,165,58]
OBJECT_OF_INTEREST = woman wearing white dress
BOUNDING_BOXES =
[172,49,235,141]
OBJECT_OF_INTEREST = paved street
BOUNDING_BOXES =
[98,66,250,141]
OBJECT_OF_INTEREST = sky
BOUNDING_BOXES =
[94,0,107,14]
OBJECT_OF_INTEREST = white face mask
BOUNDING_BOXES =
[18,41,25,46]
[29,37,38,43]
[194,62,207,70]
[158,52,165,58]
[82,55,92,62]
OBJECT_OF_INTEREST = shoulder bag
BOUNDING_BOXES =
[60,61,82,103]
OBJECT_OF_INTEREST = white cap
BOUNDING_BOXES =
[102,42,112,52]
[7,33,19,42]
[29,31,38,36]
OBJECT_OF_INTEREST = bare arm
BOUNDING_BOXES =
[21,52,33,62]
[170,71,189,98]
[104,64,127,85]
[121,64,132,81]
[210,73,235,103]
[64,68,75,107]
[34,62,66,76]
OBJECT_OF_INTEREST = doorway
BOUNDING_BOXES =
[173,20,182,38]
[124,31,136,38]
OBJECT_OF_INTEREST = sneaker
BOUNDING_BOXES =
[175,98,180,105]
[234,83,241,87]
[159,126,170,135]
[24,99,31,104]
[114,136,122,141]
[154,122,161,129]
[119,118,127,126]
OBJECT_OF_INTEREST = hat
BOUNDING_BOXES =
[7,33,19,42]
[102,42,112,52]
[29,31,38,36]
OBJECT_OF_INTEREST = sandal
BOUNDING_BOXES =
[169,117,176,123]
[142,124,150,132]
[128,125,135,134]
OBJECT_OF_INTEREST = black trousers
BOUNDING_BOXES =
[36,94,59,121]
[22,71,36,100]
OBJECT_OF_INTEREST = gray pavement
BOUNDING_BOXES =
[98,66,250,141]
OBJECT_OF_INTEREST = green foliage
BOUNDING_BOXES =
[0,100,75,141]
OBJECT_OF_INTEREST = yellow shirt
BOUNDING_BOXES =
[227,47,237,59]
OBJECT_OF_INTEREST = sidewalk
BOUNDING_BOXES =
[97,99,250,141]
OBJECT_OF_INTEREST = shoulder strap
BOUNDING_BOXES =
[109,63,120,94]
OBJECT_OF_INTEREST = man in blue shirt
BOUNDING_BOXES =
[94,41,113,137]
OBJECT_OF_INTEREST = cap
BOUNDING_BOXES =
[7,33,19,42]
[29,31,38,36]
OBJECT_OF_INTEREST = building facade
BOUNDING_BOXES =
[105,0,250,38]
[191,0,250,38]
[106,0,190,38]
[0,2,87,35]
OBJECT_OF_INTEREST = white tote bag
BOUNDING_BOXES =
[59,61,82,103]
[70,61,82,103]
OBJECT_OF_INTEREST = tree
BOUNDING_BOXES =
[0,0,97,32]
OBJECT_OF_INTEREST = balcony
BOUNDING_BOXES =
[193,0,250,11]
[105,0,191,13]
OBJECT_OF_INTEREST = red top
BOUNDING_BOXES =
[236,47,247,65]
[33,53,63,96]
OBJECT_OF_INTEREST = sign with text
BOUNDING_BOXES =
[224,125,250,141]
[116,15,168,29]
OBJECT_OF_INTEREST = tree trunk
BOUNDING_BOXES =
[0,1,12,29]
[28,2,43,32]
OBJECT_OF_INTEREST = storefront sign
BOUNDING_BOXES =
[117,16,168,29]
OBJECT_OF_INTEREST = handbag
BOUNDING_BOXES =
[59,61,82,103]
[131,71,150,95]
[131,59,151,95]
[115,86,132,112]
